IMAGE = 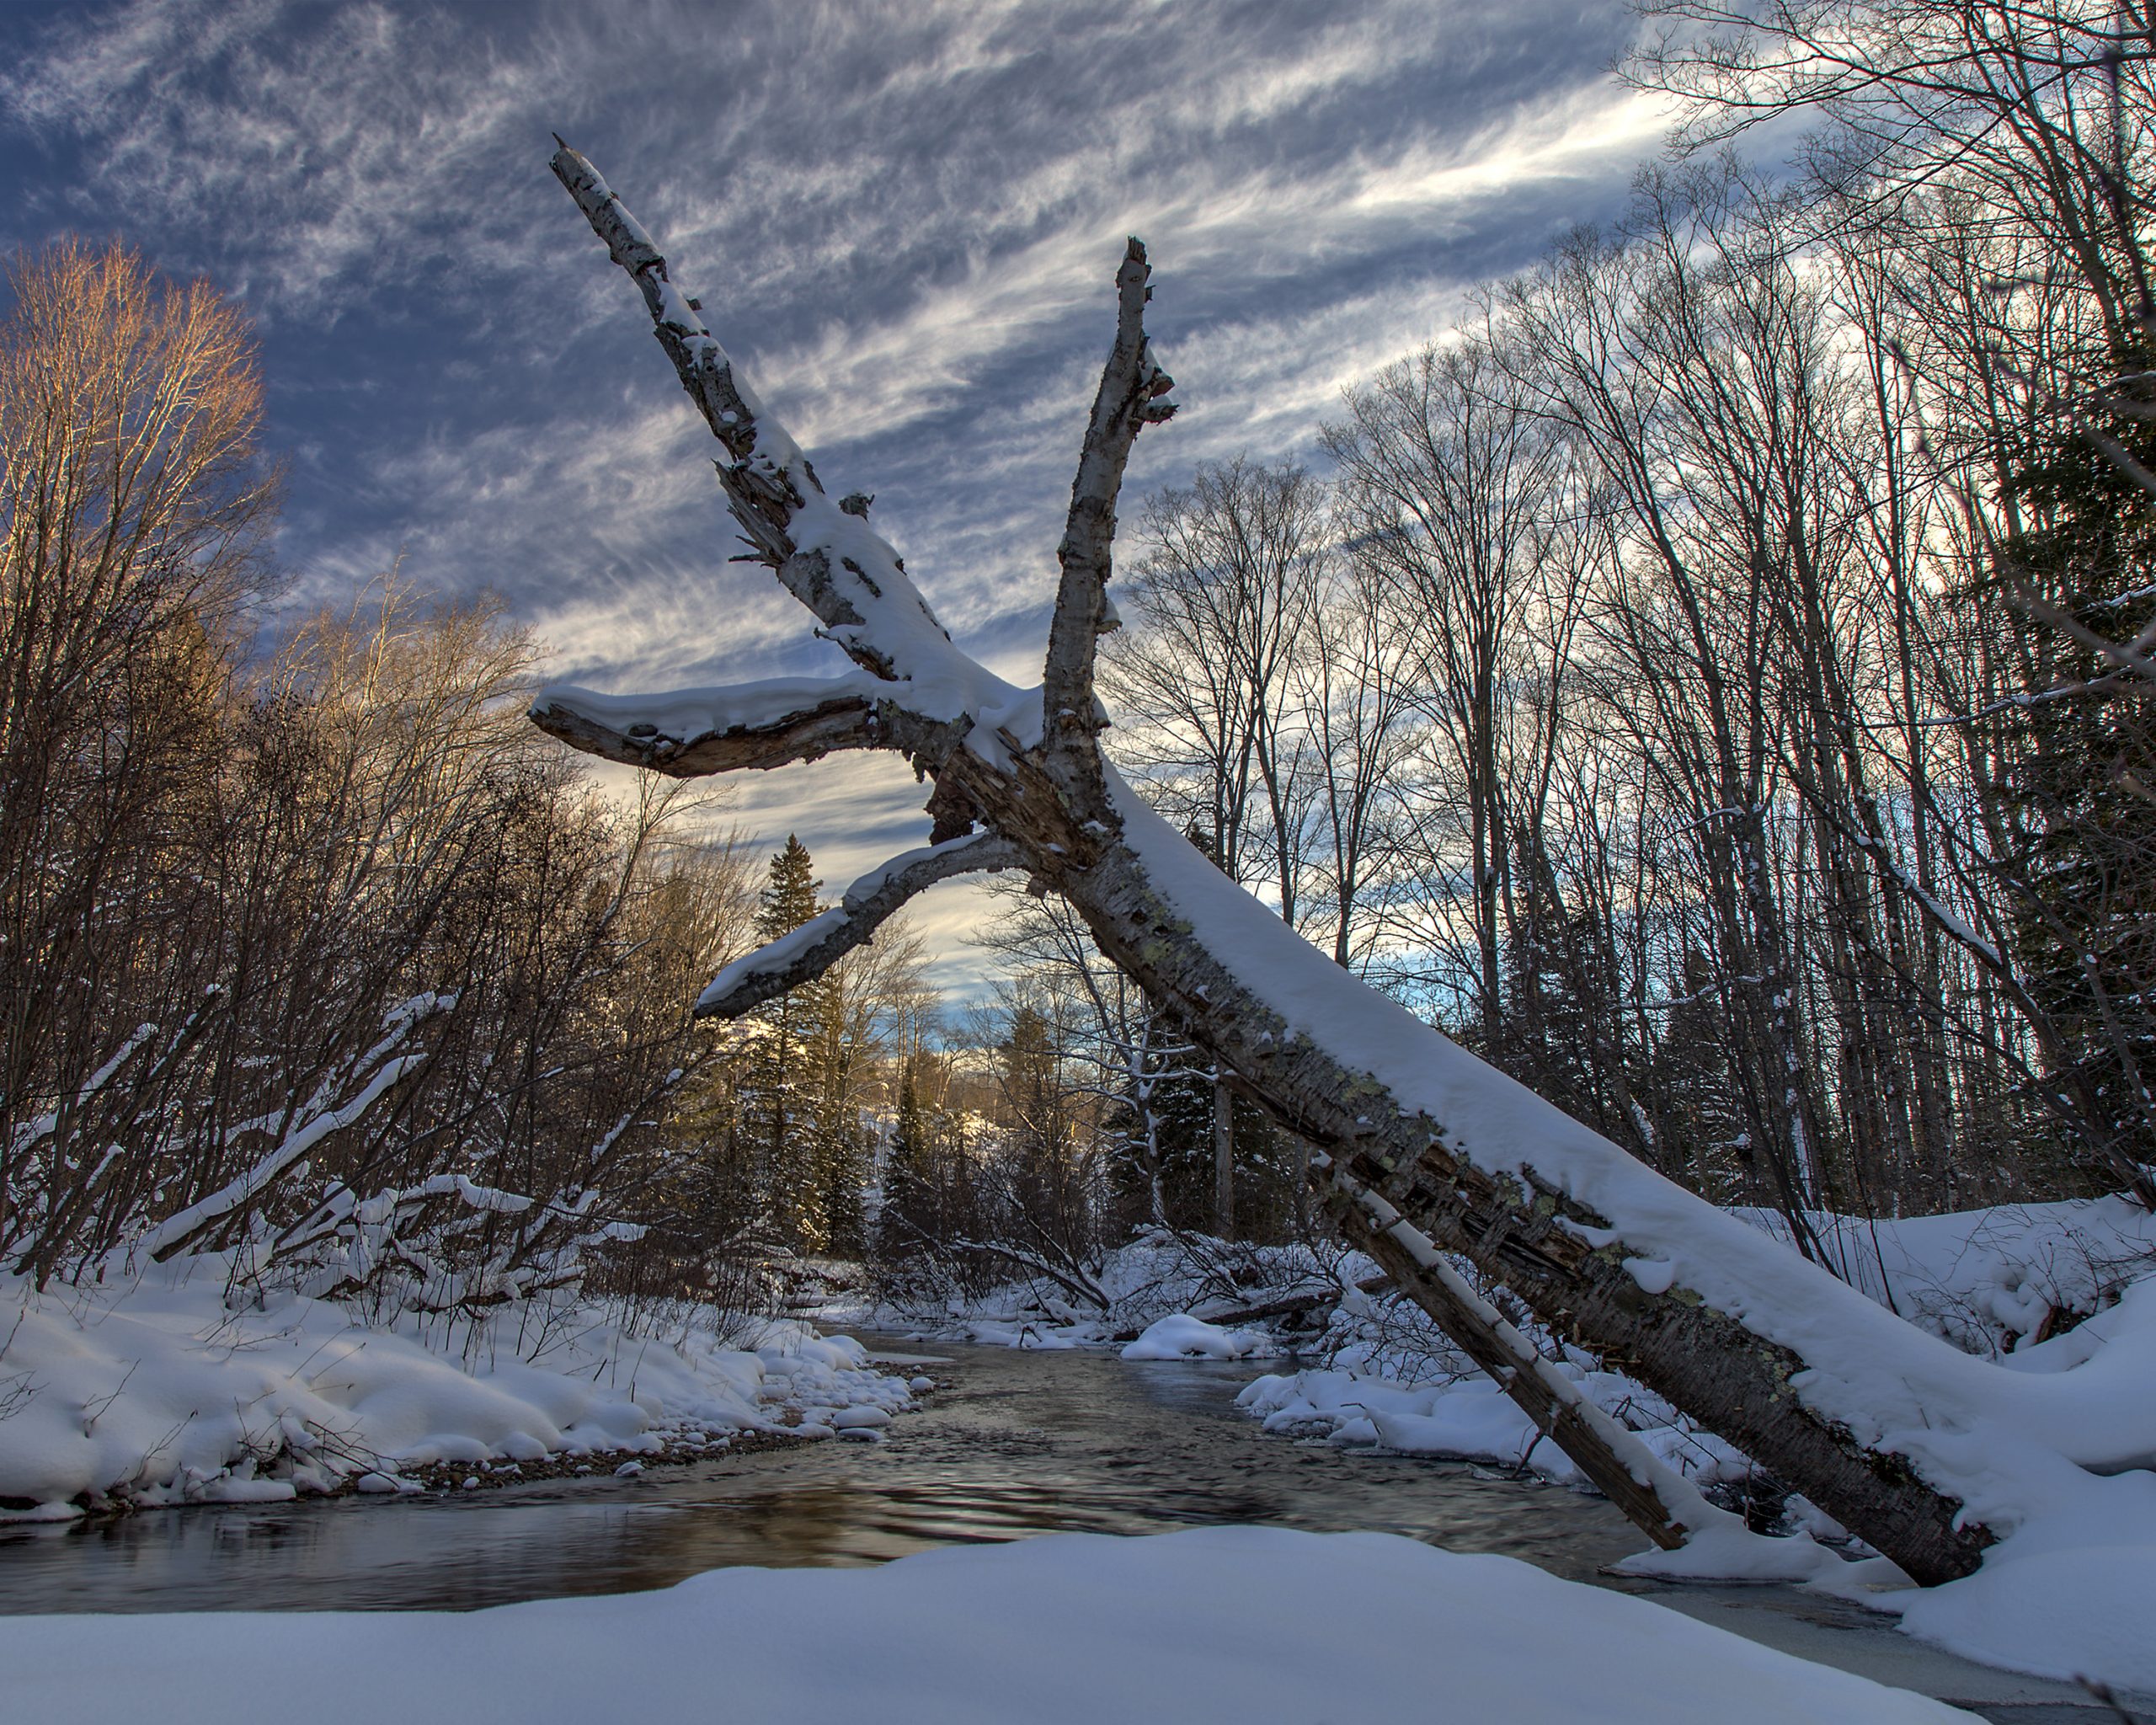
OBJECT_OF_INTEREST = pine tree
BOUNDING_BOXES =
[877,1055,936,1261]
[734,835,830,1251]
[810,973,869,1258]
[1653,947,1748,1203]
[1993,351,2156,1188]
[1107,1040,1296,1240]
[997,1002,1089,1246]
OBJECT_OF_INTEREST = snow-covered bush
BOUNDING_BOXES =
[0,1252,910,1518]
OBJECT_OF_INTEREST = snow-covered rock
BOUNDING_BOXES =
[1121,1313,1276,1362]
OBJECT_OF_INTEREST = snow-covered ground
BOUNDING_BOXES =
[0,1255,910,1517]
[1231,1196,2156,1696]
[8,1197,2152,1700]
[0,1525,1972,1724]
[846,1198,2156,1696]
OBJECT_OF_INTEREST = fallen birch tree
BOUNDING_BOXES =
[528,142,2155,1588]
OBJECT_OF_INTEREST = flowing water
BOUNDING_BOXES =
[0,1340,2135,1721]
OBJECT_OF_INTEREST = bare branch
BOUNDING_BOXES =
[550,141,1001,707]
[696,833,1026,1017]
[1043,236,1176,804]
[529,673,966,778]
[2015,583,2156,689]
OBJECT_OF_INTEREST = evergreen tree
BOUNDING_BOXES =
[1117,1056,1295,1240]
[734,835,830,1251]
[877,1055,936,1260]
[1652,948,1748,1203]
[810,972,869,1258]
[996,1002,1096,1252]
[1993,352,2156,1188]
[1001,1004,1064,1157]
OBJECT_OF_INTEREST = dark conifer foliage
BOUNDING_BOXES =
[1993,372,2156,1188]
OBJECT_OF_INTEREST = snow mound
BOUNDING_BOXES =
[0,1259,909,1514]
[1238,1361,1741,1487]
[1738,1197,2156,1358]
[0,1527,1970,1724]
[1120,1313,1276,1361]
[1897,1541,2156,1695]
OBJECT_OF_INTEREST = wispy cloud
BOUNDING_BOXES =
[0,0,1665,997]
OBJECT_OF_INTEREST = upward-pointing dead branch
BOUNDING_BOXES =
[1043,238,1176,805]
[548,142,981,696]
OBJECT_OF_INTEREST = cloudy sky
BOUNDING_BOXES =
[0,0,1671,998]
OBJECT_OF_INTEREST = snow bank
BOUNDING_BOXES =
[0,1258,908,1514]
[950,1319,1088,1348]
[1239,1360,1741,1487]
[838,1230,1370,1347]
[0,1527,1968,1724]
[1237,1197,2156,1692]
[1742,1196,2156,1357]
[1897,1541,2156,1694]
[1122,1313,1276,1361]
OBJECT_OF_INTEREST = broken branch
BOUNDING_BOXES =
[529,674,969,778]
[552,141,996,698]
[696,832,1025,1017]
[1043,236,1174,803]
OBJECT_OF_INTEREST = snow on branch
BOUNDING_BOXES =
[7,1022,157,1161]
[549,142,1017,721]
[141,993,453,1263]
[530,672,922,777]
[696,833,1025,1018]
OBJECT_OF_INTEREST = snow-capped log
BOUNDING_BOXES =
[531,143,2061,1586]
[696,833,1026,1017]
[1331,1173,1712,1550]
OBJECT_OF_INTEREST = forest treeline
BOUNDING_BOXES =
[1092,4,2156,1261]
[0,239,753,1306]
[7,1,2155,1327]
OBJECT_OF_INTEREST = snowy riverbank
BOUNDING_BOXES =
[853,1196,2156,1696]
[0,1256,912,1517]
[0,1525,1977,1724]
[1230,1195,2156,1696]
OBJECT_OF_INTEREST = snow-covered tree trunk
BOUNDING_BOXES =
[524,143,2100,1586]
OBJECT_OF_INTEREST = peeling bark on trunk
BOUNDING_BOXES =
[529,143,2002,1587]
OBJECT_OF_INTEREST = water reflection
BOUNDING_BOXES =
[0,1343,1643,1614]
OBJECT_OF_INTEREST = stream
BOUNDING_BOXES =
[0,1340,2134,1722]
